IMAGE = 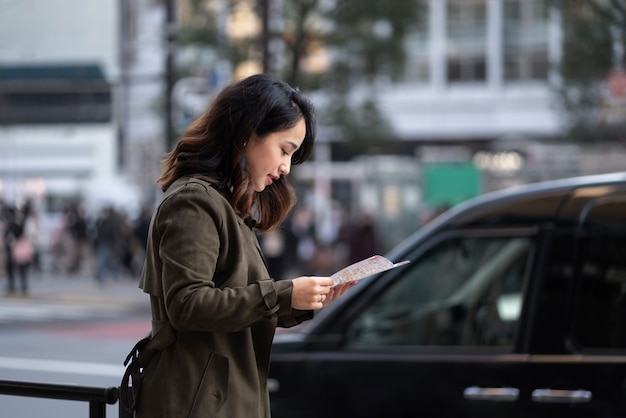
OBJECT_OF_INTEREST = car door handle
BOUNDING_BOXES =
[531,388,592,403]
[463,386,520,402]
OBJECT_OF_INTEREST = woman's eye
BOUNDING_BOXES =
[282,149,289,156]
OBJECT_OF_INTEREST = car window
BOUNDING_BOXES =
[529,200,626,353]
[345,236,531,348]
[573,230,626,351]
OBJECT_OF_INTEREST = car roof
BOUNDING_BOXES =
[387,172,626,261]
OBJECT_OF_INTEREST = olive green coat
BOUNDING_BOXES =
[135,178,312,418]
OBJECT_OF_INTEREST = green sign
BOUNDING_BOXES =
[424,163,481,208]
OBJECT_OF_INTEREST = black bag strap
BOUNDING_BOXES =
[120,301,177,414]
[120,331,154,413]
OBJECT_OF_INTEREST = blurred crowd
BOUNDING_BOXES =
[1,197,382,296]
[0,198,152,296]
[259,206,380,280]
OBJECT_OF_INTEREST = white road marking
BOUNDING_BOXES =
[0,300,118,324]
[0,356,124,377]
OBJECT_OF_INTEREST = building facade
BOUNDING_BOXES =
[1,0,623,251]
[293,0,624,250]
[0,0,121,210]
[0,0,166,214]
[386,0,559,142]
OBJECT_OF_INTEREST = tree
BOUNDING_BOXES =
[277,0,423,146]
[554,0,626,142]
[175,0,423,147]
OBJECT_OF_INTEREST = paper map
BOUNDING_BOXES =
[330,255,410,286]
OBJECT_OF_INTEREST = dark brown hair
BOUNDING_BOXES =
[157,74,316,232]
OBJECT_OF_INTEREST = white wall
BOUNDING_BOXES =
[0,0,119,78]
[0,124,117,200]
[379,83,560,141]
[0,0,122,210]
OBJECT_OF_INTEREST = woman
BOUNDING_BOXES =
[134,74,355,417]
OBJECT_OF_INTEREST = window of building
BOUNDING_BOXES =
[403,0,430,83]
[0,65,112,125]
[503,0,549,81]
[446,0,487,83]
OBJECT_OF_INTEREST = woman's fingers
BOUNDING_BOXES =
[291,277,356,310]
[321,281,357,307]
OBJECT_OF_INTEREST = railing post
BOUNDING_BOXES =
[89,400,107,418]
[0,380,119,417]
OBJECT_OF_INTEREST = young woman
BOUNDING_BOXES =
[133,74,355,417]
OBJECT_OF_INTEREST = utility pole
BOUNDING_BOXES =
[261,0,271,74]
[165,0,177,151]
[260,0,284,77]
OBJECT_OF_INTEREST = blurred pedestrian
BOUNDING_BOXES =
[0,201,5,276]
[23,201,43,273]
[3,203,33,295]
[127,74,356,418]
[132,205,152,252]
[259,228,286,279]
[48,213,73,274]
[130,204,152,275]
[65,203,89,274]
[285,206,317,275]
[347,213,379,264]
[93,206,124,283]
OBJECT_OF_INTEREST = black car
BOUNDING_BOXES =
[269,172,626,418]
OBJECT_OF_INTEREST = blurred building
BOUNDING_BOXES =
[308,0,566,196]
[0,0,164,215]
[375,0,578,193]
[293,0,625,250]
[389,0,557,141]
[1,0,623,251]
[0,0,116,210]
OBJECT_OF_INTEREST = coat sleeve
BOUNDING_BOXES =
[148,182,311,332]
[257,279,314,328]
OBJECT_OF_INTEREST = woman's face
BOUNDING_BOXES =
[245,118,306,192]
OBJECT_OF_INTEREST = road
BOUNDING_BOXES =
[0,273,151,418]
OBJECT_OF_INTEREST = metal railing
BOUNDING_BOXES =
[0,379,125,418]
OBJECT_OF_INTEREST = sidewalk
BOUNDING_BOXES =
[0,272,149,312]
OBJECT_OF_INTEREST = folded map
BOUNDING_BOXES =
[330,255,410,286]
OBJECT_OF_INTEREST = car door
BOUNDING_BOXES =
[272,228,541,418]
[520,193,626,417]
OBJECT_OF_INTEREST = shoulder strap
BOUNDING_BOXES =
[120,311,176,413]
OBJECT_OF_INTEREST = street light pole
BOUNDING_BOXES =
[261,0,270,74]
[165,0,177,151]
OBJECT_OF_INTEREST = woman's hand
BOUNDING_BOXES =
[291,276,357,310]
[322,281,357,307]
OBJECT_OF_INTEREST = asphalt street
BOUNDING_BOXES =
[0,272,151,418]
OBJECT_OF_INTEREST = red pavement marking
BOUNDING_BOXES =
[42,319,151,340]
